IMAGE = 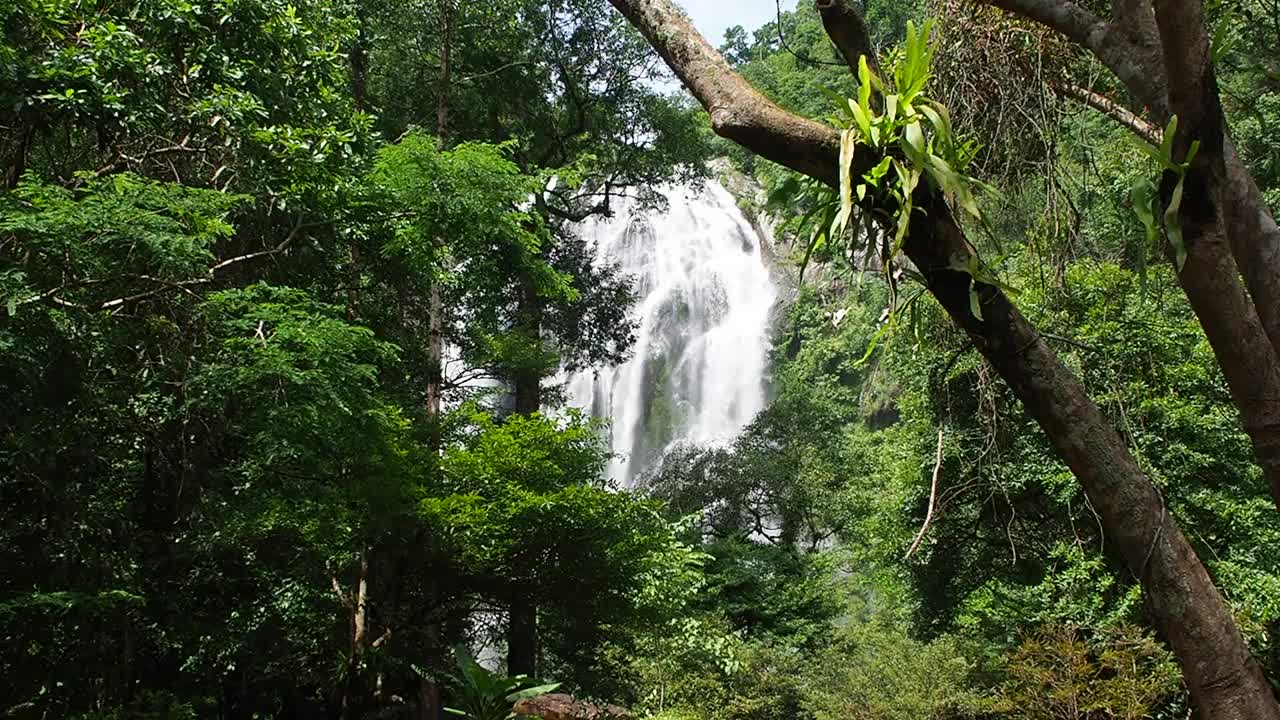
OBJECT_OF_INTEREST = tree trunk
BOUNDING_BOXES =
[912,196,1280,720]
[507,594,538,678]
[1148,0,1280,364]
[976,0,1280,510]
[341,553,370,720]
[418,675,442,720]
[1220,140,1280,363]
[512,268,542,416]
[1149,0,1280,511]
[435,0,454,147]
[604,0,1280,716]
[418,619,444,720]
[349,4,369,112]
[1167,181,1280,510]
[507,269,541,677]
[425,0,453,424]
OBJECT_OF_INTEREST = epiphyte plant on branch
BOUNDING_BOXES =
[778,18,1004,365]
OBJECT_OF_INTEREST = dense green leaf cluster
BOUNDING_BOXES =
[0,0,713,716]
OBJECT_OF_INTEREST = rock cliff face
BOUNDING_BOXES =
[511,693,632,720]
[710,157,792,293]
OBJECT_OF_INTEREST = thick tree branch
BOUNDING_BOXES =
[13,215,313,313]
[605,0,840,185]
[986,0,1280,513]
[1149,0,1280,510]
[1110,0,1161,56]
[815,0,881,80]
[975,0,1166,113]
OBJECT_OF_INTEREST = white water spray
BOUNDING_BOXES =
[564,181,777,486]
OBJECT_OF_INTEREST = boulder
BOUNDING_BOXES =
[511,693,632,720]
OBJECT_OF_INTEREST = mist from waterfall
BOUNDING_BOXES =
[564,181,777,486]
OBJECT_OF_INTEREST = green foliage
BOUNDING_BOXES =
[4,0,1279,717]
[444,646,559,720]
[1,173,247,312]
[995,625,1182,720]
[2,0,706,715]
[1129,116,1201,270]
[803,618,980,720]
[764,18,997,348]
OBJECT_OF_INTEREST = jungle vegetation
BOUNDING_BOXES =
[1,0,1278,718]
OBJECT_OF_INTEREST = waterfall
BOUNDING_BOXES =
[564,181,777,486]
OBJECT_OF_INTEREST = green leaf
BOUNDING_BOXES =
[849,102,872,143]
[903,120,925,160]
[1165,176,1189,271]
[863,156,892,187]
[1184,139,1201,168]
[505,683,560,702]
[858,55,871,96]
[918,103,954,160]
[851,316,895,369]
[968,279,983,321]
[838,127,857,234]
[1130,178,1159,249]
[1159,115,1179,162]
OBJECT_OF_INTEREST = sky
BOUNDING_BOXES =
[677,0,780,47]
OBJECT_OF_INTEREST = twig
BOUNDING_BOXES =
[904,428,946,560]
[458,61,535,83]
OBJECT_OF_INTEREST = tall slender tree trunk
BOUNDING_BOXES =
[341,553,371,720]
[414,6,456,716]
[506,595,538,677]
[1146,0,1280,510]
[507,269,542,677]
[604,0,1280,716]
[426,0,453,422]
[349,4,369,113]
[1220,141,1280,362]
[418,621,443,720]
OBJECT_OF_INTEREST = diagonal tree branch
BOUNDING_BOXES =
[1049,80,1160,144]
[904,428,945,560]
[605,0,841,186]
[984,0,1280,512]
[606,1,1280,716]
[14,215,314,313]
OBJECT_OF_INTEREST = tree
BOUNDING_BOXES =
[0,0,708,714]
[973,0,1280,514]
[603,0,1280,716]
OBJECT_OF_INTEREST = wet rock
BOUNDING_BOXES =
[511,693,632,720]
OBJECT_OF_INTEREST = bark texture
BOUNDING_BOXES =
[507,595,538,677]
[815,0,880,80]
[1150,0,1280,509]
[976,0,1280,510]
[605,0,1280,716]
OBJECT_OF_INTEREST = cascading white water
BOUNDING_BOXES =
[565,181,777,486]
